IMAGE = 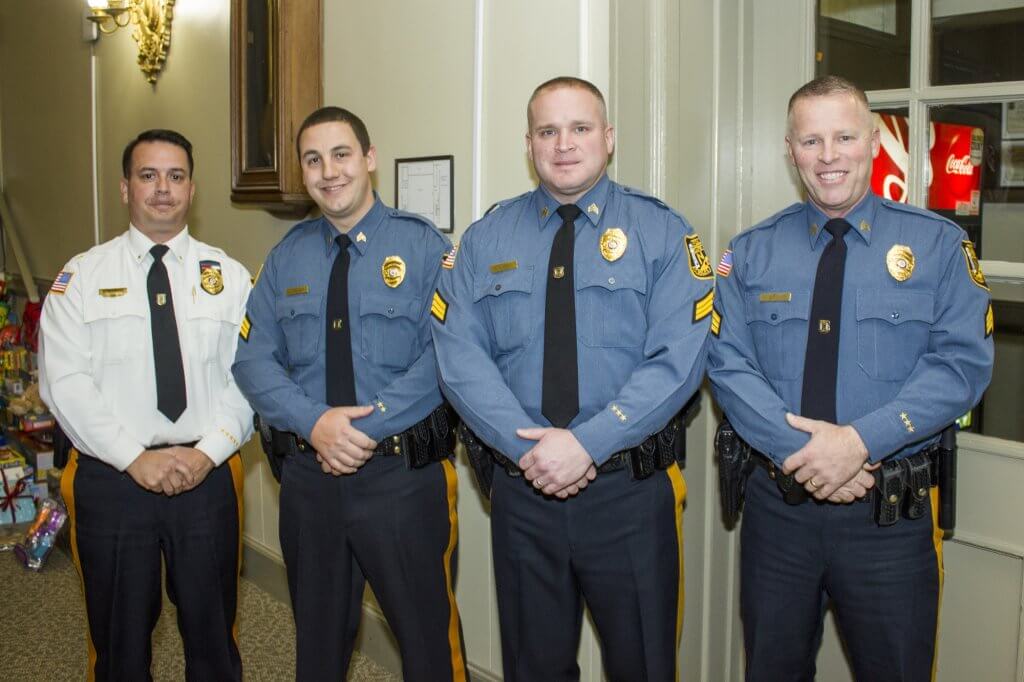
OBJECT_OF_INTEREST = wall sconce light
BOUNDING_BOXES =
[85,0,176,84]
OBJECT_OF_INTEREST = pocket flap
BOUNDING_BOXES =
[82,294,148,323]
[274,295,322,320]
[744,290,811,325]
[856,290,935,325]
[359,292,420,320]
[473,267,535,302]
[576,267,648,295]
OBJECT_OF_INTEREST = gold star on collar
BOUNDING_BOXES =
[859,220,871,232]
[587,203,600,216]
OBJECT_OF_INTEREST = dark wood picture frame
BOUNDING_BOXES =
[230,0,322,216]
[394,155,455,233]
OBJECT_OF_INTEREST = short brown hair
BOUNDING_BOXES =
[527,76,608,129]
[295,106,371,158]
[787,75,871,125]
[122,129,193,178]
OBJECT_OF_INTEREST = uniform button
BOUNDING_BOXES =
[495,284,502,291]
[918,487,927,497]
[608,277,616,285]
[393,446,401,455]
[891,311,900,320]
[770,313,778,321]
[387,306,395,315]
[392,436,400,443]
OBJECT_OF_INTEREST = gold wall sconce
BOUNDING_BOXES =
[85,0,176,84]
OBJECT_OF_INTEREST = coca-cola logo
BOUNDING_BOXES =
[945,154,974,176]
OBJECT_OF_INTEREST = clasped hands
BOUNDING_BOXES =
[310,405,378,476]
[126,446,215,496]
[517,427,596,500]
[781,413,878,504]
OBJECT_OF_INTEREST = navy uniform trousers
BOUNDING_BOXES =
[61,449,244,682]
[741,466,943,682]
[490,462,687,682]
[278,451,467,682]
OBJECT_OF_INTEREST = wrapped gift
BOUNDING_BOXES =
[0,466,35,525]
[0,449,26,470]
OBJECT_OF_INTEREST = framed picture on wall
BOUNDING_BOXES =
[395,155,454,233]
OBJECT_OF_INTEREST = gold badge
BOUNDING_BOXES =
[552,266,565,279]
[199,260,224,295]
[382,256,406,288]
[99,288,127,298]
[961,240,988,290]
[886,245,915,282]
[684,234,713,280]
[587,203,600,216]
[599,228,627,262]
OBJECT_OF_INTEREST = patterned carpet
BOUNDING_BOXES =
[0,536,398,681]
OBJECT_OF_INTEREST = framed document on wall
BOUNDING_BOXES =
[395,156,455,233]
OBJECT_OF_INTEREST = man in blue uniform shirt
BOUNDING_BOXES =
[708,76,994,680]
[432,76,712,680]
[231,107,467,681]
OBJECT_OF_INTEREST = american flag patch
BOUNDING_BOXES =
[50,271,74,294]
[442,244,459,270]
[716,250,733,277]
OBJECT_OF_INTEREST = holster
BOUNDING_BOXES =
[457,422,494,498]
[254,413,286,483]
[936,425,957,531]
[715,419,753,524]
[900,452,932,521]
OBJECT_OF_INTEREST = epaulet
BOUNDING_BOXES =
[878,198,956,228]
[734,202,805,244]
[481,191,531,219]
[388,207,437,229]
[618,184,686,221]
[280,217,321,242]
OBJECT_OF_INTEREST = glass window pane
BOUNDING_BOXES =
[927,103,1024,442]
[871,107,912,203]
[931,1,1024,86]
[928,103,1024,265]
[816,0,911,90]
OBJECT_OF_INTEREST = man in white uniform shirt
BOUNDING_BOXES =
[40,129,253,681]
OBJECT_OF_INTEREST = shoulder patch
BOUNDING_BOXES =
[442,244,459,270]
[684,234,714,280]
[716,249,733,278]
[49,271,74,295]
[961,240,989,290]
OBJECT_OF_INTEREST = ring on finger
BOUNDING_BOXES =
[809,477,821,489]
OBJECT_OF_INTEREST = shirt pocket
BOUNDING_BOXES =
[576,267,648,348]
[856,289,934,381]
[82,295,149,365]
[358,291,422,370]
[186,297,238,364]
[474,267,536,354]
[274,295,322,368]
[744,290,811,381]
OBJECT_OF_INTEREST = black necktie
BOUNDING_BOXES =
[800,218,852,423]
[325,234,356,406]
[147,244,187,422]
[542,204,581,428]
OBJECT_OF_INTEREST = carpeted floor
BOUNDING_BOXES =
[0,537,398,681]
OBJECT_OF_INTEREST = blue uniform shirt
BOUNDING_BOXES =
[232,197,451,442]
[708,191,994,465]
[430,175,713,465]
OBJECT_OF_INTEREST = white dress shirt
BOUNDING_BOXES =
[40,226,254,471]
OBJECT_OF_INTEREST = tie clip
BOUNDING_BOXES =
[552,266,565,279]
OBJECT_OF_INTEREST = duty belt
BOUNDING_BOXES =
[262,403,456,472]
